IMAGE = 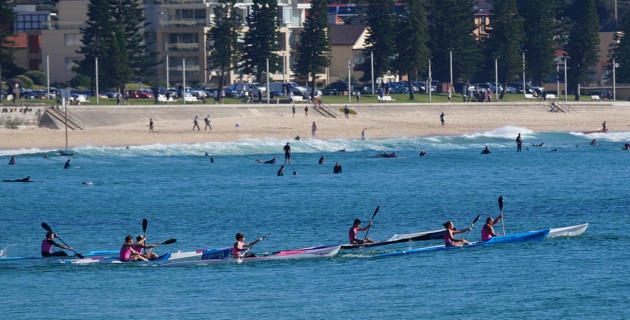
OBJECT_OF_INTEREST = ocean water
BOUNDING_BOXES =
[1,126,629,319]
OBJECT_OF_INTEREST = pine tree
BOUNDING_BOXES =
[363,0,396,83]
[113,0,157,82]
[208,0,242,92]
[612,10,630,84]
[565,0,600,100]
[393,0,429,99]
[294,0,331,99]
[76,0,112,92]
[483,0,525,97]
[242,0,281,82]
[427,0,481,84]
[518,0,559,85]
[0,0,15,103]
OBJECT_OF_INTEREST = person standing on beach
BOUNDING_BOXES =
[292,105,296,118]
[344,105,350,119]
[64,159,71,169]
[362,128,366,140]
[333,162,342,174]
[356,90,361,103]
[193,115,200,131]
[304,105,308,118]
[149,119,154,134]
[516,133,522,152]
[440,112,446,127]
[311,121,317,137]
[602,121,607,132]
[447,88,452,102]
[283,142,291,164]
[204,115,212,130]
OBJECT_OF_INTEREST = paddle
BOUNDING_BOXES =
[142,218,150,254]
[363,206,380,243]
[463,215,481,241]
[238,234,269,264]
[499,196,505,235]
[160,238,177,245]
[291,153,301,164]
[41,222,84,259]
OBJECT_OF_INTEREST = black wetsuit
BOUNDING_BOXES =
[283,144,291,163]
[516,135,522,152]
[333,164,342,174]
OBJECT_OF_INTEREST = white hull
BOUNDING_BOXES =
[161,245,341,267]
[546,223,589,238]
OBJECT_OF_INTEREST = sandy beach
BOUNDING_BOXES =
[1,102,627,150]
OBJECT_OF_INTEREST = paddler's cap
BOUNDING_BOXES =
[354,219,361,225]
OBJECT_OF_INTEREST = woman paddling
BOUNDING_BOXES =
[443,221,471,247]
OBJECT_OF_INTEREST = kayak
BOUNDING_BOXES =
[161,245,341,267]
[61,248,231,265]
[341,229,445,250]
[378,229,550,257]
[0,250,120,261]
[546,223,588,238]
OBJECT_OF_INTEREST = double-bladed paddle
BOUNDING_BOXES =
[363,206,380,243]
[499,196,505,235]
[238,233,270,264]
[463,215,481,241]
[41,222,84,258]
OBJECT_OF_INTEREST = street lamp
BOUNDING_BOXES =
[494,57,498,101]
[347,58,352,104]
[522,50,526,93]
[165,43,169,93]
[182,56,186,104]
[448,48,453,89]
[613,58,618,101]
[371,51,375,95]
[46,53,50,100]
[563,56,569,101]
[95,56,99,104]
[428,58,432,102]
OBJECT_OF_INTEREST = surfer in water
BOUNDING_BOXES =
[256,157,278,164]
[419,149,427,157]
[591,139,597,146]
[9,156,15,165]
[4,176,30,182]
[333,162,342,174]
[319,156,325,164]
[481,146,491,154]
[64,159,71,169]
[624,143,630,150]
[531,143,544,147]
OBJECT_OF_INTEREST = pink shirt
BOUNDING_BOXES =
[120,246,131,261]
[41,239,54,253]
[348,227,358,243]
[481,223,493,241]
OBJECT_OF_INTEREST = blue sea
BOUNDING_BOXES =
[1,126,629,319]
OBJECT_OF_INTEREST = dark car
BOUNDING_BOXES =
[322,82,350,95]
[23,90,47,99]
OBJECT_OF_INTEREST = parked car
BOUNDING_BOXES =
[389,83,409,94]
[128,89,154,99]
[23,90,47,99]
[322,82,364,95]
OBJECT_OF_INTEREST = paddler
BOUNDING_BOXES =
[442,221,471,247]
[133,235,159,260]
[348,219,376,244]
[120,235,161,262]
[232,233,263,259]
[481,214,503,241]
[41,232,73,257]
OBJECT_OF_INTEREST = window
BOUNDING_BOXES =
[168,33,200,51]
[14,14,48,33]
[65,34,81,46]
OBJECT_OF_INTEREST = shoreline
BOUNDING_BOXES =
[1,102,627,150]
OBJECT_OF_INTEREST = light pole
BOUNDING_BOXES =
[95,56,99,104]
[449,48,453,89]
[428,58,432,102]
[564,57,569,102]
[347,58,352,104]
[371,51,374,95]
[556,62,560,96]
[522,50,526,93]
[46,53,50,100]
[494,57,498,102]
[613,58,617,101]
[182,56,186,104]
[266,57,270,104]
[165,43,169,92]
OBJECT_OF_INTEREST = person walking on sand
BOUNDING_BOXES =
[344,105,350,119]
[516,133,522,152]
[447,88,452,102]
[292,105,296,118]
[311,121,317,137]
[602,121,607,132]
[356,90,361,103]
[149,119,154,134]
[304,105,308,118]
[204,115,212,130]
[193,115,200,131]
[440,112,446,127]
[362,128,366,140]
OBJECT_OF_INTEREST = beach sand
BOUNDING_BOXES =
[1,102,627,150]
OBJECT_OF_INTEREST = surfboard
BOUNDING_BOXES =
[339,108,358,115]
